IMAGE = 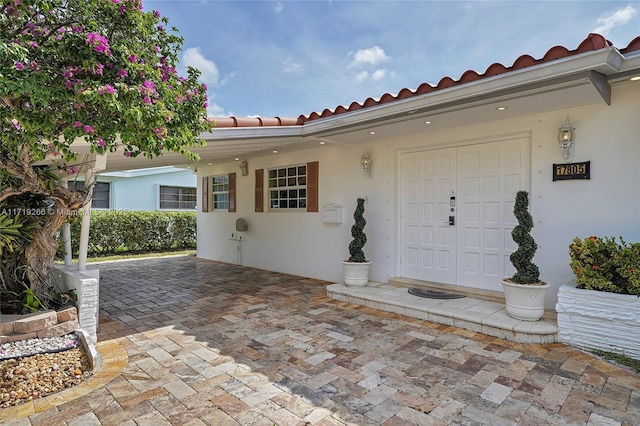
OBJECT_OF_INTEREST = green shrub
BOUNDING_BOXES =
[57,210,196,258]
[569,236,640,295]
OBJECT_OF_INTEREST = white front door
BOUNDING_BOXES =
[401,148,457,284]
[401,137,530,291]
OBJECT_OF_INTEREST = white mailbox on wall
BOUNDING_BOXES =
[322,203,344,224]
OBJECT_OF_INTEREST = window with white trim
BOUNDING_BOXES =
[159,185,196,210]
[268,165,306,209]
[67,181,111,209]
[211,175,229,210]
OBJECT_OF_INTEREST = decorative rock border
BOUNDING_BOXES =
[0,307,79,344]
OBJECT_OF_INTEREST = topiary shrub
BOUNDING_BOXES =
[347,198,367,262]
[509,191,540,284]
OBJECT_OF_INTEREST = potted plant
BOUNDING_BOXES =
[501,191,549,321]
[342,198,371,287]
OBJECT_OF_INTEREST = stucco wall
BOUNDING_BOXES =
[99,168,196,211]
[197,81,640,309]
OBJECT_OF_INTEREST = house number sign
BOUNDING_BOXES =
[553,161,590,181]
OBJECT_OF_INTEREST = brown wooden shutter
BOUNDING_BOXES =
[306,161,319,212]
[228,172,236,212]
[201,176,210,212]
[255,169,264,212]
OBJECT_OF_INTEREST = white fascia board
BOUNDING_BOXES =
[101,165,186,178]
[201,125,303,141]
[301,48,624,135]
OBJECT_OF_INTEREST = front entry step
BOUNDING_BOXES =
[326,281,558,344]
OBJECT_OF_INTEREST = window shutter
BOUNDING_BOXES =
[228,172,236,212]
[201,176,210,212]
[255,169,264,212]
[306,161,319,212]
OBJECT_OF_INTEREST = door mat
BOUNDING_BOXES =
[408,287,466,299]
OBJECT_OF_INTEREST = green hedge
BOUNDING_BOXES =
[57,210,196,257]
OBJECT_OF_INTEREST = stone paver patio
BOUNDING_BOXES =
[2,255,640,425]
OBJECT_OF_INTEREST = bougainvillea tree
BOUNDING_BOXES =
[0,0,210,301]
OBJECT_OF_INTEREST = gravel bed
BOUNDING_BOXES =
[0,333,81,360]
[0,335,92,408]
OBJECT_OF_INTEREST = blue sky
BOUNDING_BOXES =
[143,1,639,119]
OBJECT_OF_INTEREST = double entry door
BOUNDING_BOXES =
[400,137,530,291]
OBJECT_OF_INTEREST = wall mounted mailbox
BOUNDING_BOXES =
[322,203,344,223]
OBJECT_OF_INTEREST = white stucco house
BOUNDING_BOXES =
[191,33,639,311]
[66,33,639,313]
[68,166,196,211]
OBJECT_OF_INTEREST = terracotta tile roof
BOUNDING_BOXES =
[211,33,640,129]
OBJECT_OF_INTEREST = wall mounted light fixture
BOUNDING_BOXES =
[361,153,372,177]
[239,160,248,176]
[557,116,576,162]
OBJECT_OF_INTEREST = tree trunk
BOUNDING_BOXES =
[23,200,71,299]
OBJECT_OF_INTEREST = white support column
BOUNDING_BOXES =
[77,169,95,272]
[61,180,73,266]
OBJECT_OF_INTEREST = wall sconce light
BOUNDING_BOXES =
[239,160,248,176]
[557,116,576,162]
[361,153,372,177]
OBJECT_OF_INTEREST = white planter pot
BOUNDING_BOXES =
[342,261,371,287]
[501,279,549,321]
[556,282,640,358]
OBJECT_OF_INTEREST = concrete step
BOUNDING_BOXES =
[326,282,558,344]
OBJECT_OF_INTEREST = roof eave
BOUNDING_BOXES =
[301,47,624,136]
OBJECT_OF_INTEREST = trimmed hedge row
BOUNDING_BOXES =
[58,210,196,257]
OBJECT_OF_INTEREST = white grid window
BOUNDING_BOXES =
[212,175,229,210]
[268,165,306,209]
[159,186,196,210]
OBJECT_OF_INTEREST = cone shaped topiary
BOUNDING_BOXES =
[509,191,540,284]
[348,198,367,262]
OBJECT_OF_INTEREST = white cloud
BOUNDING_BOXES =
[182,47,219,86]
[349,46,390,68]
[371,69,387,81]
[283,57,303,73]
[354,71,369,84]
[592,5,637,36]
[274,2,284,15]
[207,102,228,117]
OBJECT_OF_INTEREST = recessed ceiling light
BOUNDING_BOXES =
[369,131,376,135]
[424,120,432,125]
[272,150,278,153]
[208,162,212,165]
[631,75,640,81]
[319,141,325,145]
[497,106,508,111]
[234,157,240,161]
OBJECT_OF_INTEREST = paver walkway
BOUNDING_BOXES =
[4,256,640,425]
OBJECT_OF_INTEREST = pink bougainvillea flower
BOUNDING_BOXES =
[73,121,82,128]
[143,96,151,105]
[83,125,94,133]
[15,62,25,70]
[98,84,115,95]
[97,138,105,147]
[117,69,128,78]
[28,41,38,48]
[29,61,40,71]
[10,118,21,130]
[128,54,138,63]
[124,151,131,158]
[85,32,111,55]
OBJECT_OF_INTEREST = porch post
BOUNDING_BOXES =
[77,168,95,272]
[61,180,73,266]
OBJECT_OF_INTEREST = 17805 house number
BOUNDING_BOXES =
[553,161,590,181]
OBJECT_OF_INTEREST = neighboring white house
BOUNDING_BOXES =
[192,33,640,310]
[68,166,196,211]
